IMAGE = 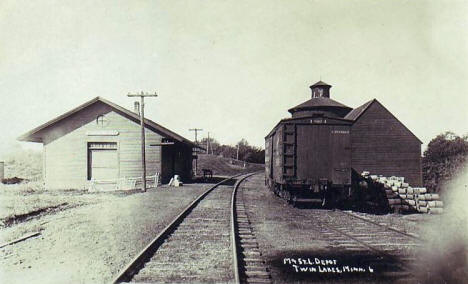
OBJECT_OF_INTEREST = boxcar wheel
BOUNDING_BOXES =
[273,183,279,196]
[322,189,337,209]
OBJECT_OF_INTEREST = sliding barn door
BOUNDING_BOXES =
[88,142,118,181]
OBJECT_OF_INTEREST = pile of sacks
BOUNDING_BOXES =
[362,171,443,214]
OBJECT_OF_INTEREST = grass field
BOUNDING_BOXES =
[0,182,131,228]
[2,148,42,181]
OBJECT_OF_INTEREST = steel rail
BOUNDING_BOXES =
[230,171,262,284]
[305,210,422,278]
[111,173,245,284]
[339,210,422,241]
[321,220,416,278]
[325,224,396,259]
[302,209,422,259]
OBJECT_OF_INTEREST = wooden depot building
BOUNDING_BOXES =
[18,97,197,190]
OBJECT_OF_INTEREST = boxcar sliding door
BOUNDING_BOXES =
[296,125,330,182]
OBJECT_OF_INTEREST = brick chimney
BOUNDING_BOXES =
[134,101,140,115]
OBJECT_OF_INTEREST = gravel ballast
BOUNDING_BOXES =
[133,185,234,283]
[240,174,439,284]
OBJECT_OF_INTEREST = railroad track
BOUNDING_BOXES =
[113,173,424,283]
[341,210,422,241]
[112,172,268,284]
[330,210,422,256]
[238,174,427,282]
[295,208,423,279]
[231,173,272,284]
[112,174,243,283]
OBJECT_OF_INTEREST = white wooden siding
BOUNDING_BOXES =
[43,102,163,189]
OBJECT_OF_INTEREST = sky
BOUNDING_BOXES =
[0,0,467,157]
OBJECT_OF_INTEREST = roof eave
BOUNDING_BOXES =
[349,99,423,144]
[17,97,102,143]
[265,114,354,139]
[288,106,353,113]
[17,96,199,148]
[17,135,42,143]
[344,99,375,121]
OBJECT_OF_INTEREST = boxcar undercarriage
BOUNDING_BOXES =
[266,169,394,214]
[267,178,352,208]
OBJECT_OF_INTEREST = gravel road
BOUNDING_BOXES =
[0,184,208,284]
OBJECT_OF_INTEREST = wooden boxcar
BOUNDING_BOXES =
[266,115,353,206]
[265,81,422,207]
[265,81,355,206]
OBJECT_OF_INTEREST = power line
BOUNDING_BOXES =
[189,128,203,144]
[127,91,158,192]
[189,128,203,176]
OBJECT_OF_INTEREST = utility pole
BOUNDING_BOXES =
[189,128,202,144]
[189,128,203,176]
[128,91,158,192]
[236,144,239,160]
[206,132,210,154]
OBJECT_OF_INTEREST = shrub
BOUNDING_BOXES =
[422,132,468,193]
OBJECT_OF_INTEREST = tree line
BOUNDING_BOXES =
[198,137,265,164]
[422,131,468,193]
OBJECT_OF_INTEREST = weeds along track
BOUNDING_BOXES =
[112,174,244,283]
[232,173,272,284]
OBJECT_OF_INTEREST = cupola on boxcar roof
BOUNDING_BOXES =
[288,81,352,119]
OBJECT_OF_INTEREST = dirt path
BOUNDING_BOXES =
[0,185,208,284]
